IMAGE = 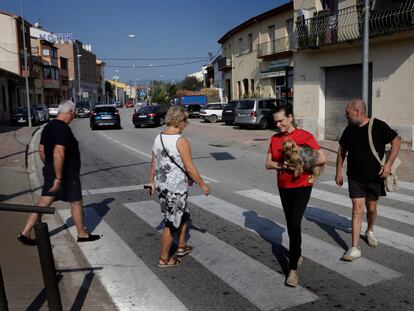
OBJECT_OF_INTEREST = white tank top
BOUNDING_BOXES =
[152,133,187,191]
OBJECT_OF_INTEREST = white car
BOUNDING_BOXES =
[48,104,59,118]
[199,103,225,123]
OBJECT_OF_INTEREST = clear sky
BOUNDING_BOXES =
[1,0,289,84]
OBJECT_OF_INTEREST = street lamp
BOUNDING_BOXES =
[128,34,137,103]
[20,0,31,127]
[76,53,82,103]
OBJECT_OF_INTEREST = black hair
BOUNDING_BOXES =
[272,104,294,118]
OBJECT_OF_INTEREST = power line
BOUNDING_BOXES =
[100,56,208,61]
[105,59,208,68]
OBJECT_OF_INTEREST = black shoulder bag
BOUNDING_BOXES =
[160,133,194,186]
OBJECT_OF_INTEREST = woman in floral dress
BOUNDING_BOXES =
[147,106,210,267]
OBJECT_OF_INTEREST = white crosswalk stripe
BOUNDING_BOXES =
[321,180,414,205]
[82,184,145,195]
[124,201,319,311]
[188,195,402,286]
[397,181,414,191]
[58,208,188,311]
[310,187,414,226]
[236,189,414,255]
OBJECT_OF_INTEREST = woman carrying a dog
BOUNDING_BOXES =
[266,104,326,287]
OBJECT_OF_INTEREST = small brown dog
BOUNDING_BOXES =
[281,140,323,183]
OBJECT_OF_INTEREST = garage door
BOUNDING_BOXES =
[325,64,372,140]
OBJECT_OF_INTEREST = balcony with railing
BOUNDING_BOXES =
[295,1,414,50]
[218,57,232,71]
[257,36,293,58]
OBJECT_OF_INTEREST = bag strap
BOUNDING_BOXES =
[368,118,384,165]
[160,133,191,178]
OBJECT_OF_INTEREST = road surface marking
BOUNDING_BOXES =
[58,208,188,311]
[188,195,402,286]
[236,189,414,255]
[124,200,319,311]
[322,180,414,205]
[310,187,414,226]
[97,133,219,183]
[82,184,145,195]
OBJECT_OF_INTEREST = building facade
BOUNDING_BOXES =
[0,11,33,122]
[217,2,294,102]
[293,0,414,148]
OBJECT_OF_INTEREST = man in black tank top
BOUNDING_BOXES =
[17,101,100,245]
[335,99,400,261]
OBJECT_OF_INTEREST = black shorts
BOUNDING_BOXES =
[41,168,82,202]
[348,178,386,200]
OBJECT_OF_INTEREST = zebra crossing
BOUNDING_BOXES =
[62,180,414,310]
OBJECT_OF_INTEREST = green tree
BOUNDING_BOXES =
[178,76,203,91]
[105,81,114,98]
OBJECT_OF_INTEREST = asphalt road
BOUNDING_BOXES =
[40,108,414,310]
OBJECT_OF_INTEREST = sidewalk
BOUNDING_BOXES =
[0,124,114,310]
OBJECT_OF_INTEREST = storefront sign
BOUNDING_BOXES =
[268,59,290,70]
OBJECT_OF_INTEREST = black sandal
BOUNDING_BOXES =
[77,233,101,242]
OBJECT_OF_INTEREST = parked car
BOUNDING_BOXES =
[132,105,168,128]
[34,105,50,123]
[182,104,204,118]
[199,102,225,123]
[10,107,40,126]
[48,104,59,118]
[75,101,91,118]
[114,100,123,108]
[125,101,134,108]
[235,98,278,130]
[90,105,121,130]
[221,100,239,125]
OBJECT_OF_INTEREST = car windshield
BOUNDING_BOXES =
[35,106,43,110]
[204,104,222,110]
[76,102,90,108]
[16,108,26,113]
[49,105,58,108]
[138,106,157,113]
[226,101,238,108]
[237,100,254,110]
[95,106,116,113]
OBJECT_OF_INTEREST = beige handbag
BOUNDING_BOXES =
[368,118,401,192]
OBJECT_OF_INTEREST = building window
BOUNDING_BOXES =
[43,65,59,80]
[243,79,249,96]
[237,81,242,98]
[60,57,68,70]
[42,48,50,56]
[239,38,243,54]
[2,85,6,111]
[250,79,254,94]
[50,48,57,58]
[248,33,253,51]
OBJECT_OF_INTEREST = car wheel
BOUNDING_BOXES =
[134,124,140,128]
[209,115,218,123]
[259,118,268,130]
[225,121,232,125]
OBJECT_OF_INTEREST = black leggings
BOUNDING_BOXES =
[278,186,312,270]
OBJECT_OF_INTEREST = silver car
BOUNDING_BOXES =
[34,105,50,123]
[235,98,278,130]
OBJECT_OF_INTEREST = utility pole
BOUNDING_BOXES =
[362,0,369,107]
[128,34,137,104]
[76,44,82,103]
[20,0,31,127]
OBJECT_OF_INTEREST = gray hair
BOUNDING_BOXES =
[347,98,367,114]
[58,100,75,114]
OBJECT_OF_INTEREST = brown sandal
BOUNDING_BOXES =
[158,257,182,268]
[176,245,193,256]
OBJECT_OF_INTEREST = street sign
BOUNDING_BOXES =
[139,90,147,97]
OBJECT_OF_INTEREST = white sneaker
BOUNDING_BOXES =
[341,247,361,261]
[365,230,379,247]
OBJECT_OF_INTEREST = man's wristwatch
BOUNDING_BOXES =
[55,177,62,180]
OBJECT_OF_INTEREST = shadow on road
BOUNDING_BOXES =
[243,210,289,274]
